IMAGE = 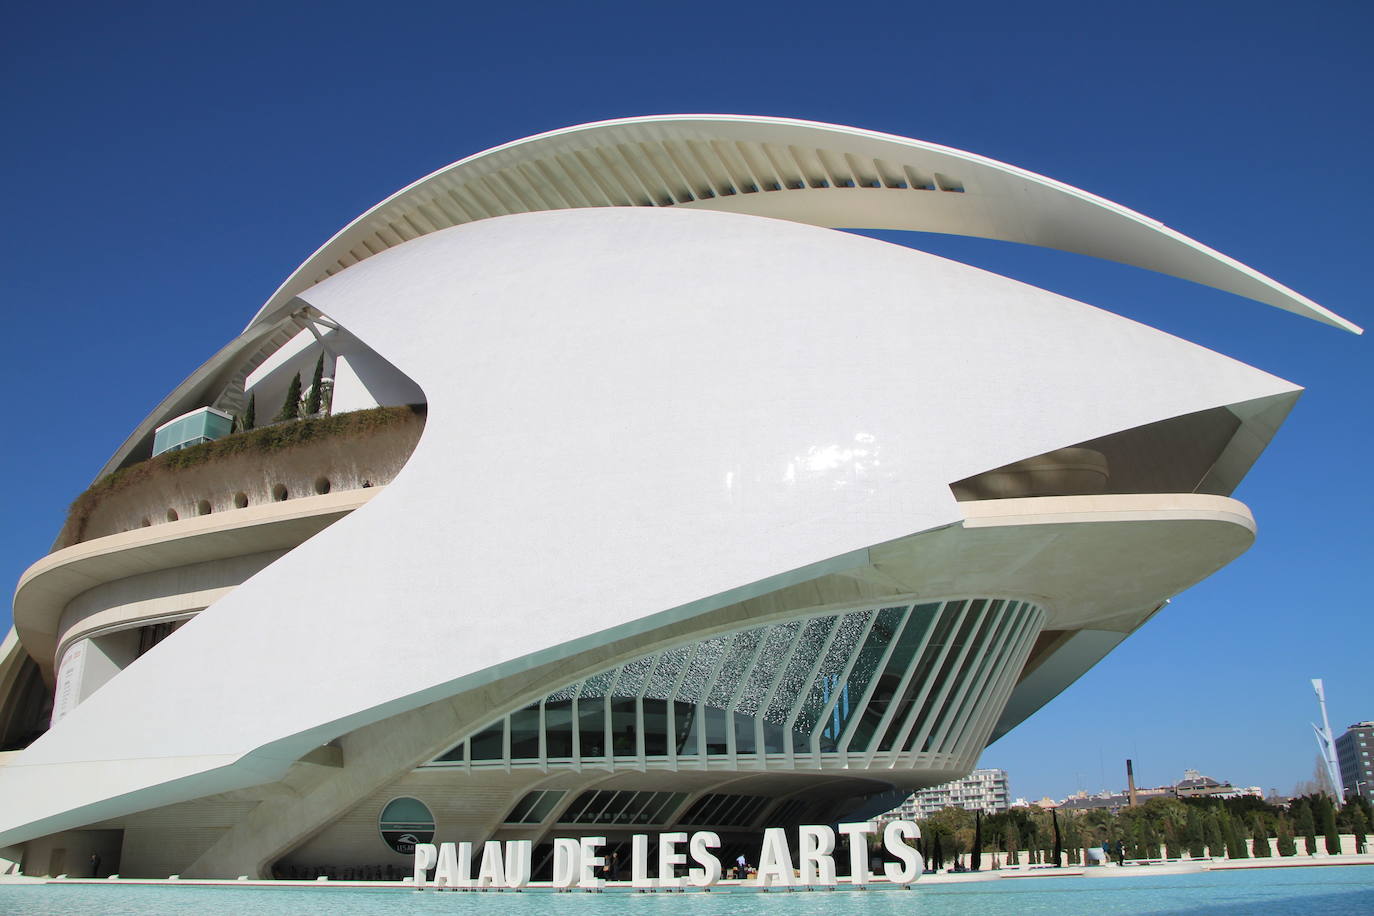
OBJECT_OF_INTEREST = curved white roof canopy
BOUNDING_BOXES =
[95,115,1357,480]
[251,114,1359,333]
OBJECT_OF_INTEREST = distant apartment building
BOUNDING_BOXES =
[1336,722,1374,801]
[889,768,1011,819]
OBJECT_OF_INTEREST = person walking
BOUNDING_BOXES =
[89,852,101,878]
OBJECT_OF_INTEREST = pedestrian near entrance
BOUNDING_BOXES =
[89,852,101,878]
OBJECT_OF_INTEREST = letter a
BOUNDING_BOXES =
[756,827,794,887]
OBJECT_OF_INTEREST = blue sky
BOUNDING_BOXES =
[2,1,1369,802]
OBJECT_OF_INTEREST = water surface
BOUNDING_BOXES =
[2,865,1371,915]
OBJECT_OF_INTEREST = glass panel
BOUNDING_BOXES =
[470,719,505,760]
[547,682,579,702]
[510,705,541,760]
[680,794,770,826]
[708,629,761,708]
[643,698,669,756]
[847,604,937,752]
[736,621,800,715]
[699,796,728,823]
[380,796,434,827]
[638,792,674,825]
[904,600,988,752]
[741,796,769,826]
[705,706,728,754]
[733,711,757,754]
[434,739,465,763]
[937,603,1023,754]
[673,701,697,754]
[614,658,653,697]
[876,601,964,752]
[577,696,606,757]
[577,790,612,823]
[815,608,899,748]
[527,789,566,824]
[715,795,748,824]
[580,669,616,698]
[645,647,690,699]
[666,792,689,822]
[916,602,1005,752]
[599,791,634,823]
[545,699,574,758]
[679,795,712,824]
[610,698,638,756]
[792,609,882,749]
[764,616,836,726]
[622,792,655,825]
[677,636,729,703]
[506,792,539,823]
[559,791,597,822]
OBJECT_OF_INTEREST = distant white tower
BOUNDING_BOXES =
[1311,679,1343,799]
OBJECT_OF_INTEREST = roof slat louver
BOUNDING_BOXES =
[233,115,1354,334]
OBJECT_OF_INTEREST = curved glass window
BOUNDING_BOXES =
[560,790,686,825]
[379,797,434,854]
[679,793,771,828]
[422,598,1044,772]
[505,789,566,824]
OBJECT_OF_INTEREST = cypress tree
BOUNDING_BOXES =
[971,811,982,871]
[1276,816,1297,856]
[305,354,325,416]
[1163,821,1181,860]
[1294,800,1317,855]
[1251,817,1271,857]
[275,373,302,422]
[1320,798,1341,855]
[1232,813,1249,859]
[1203,810,1224,858]
[1221,810,1247,859]
[244,391,255,431]
[1052,810,1062,866]
[1185,808,1205,857]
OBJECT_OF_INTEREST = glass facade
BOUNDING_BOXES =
[504,789,566,824]
[152,407,234,456]
[678,793,771,827]
[423,597,1043,773]
[558,790,687,825]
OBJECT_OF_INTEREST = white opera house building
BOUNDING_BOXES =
[0,116,1357,880]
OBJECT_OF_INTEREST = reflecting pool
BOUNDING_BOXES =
[1,865,1372,915]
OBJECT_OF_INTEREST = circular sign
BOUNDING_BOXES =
[379,796,435,854]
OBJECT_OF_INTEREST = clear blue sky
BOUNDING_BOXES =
[2,1,1369,803]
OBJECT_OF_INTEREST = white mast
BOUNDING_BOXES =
[1311,678,1343,799]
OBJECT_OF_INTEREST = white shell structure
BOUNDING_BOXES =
[0,116,1355,879]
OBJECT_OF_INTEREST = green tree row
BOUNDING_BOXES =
[913,793,1370,866]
